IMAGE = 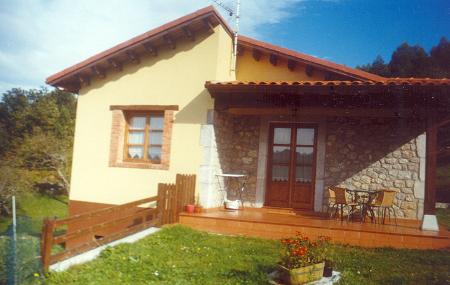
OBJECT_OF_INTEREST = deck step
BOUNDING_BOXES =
[179,210,450,250]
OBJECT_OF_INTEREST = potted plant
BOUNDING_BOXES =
[185,204,195,213]
[194,195,203,213]
[278,232,332,285]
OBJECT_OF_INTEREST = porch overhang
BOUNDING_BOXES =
[205,79,450,118]
[206,79,450,221]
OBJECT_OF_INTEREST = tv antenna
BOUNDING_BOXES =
[212,0,240,72]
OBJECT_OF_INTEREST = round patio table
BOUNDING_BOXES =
[215,173,248,210]
[346,189,381,223]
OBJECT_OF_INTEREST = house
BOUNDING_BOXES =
[46,6,450,232]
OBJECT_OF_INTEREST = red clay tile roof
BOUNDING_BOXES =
[47,5,446,92]
[206,78,450,87]
[46,5,389,90]
[237,36,386,82]
[46,5,232,86]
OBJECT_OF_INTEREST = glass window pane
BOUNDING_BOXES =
[127,131,145,144]
[297,128,315,145]
[130,116,146,130]
[438,123,450,153]
[148,146,161,162]
[296,147,314,165]
[272,165,289,182]
[274,128,291,144]
[150,116,164,130]
[296,166,312,183]
[273,146,290,164]
[149,131,163,145]
[128,146,144,159]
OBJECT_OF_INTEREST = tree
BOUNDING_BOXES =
[0,88,76,213]
[16,130,72,195]
[0,88,76,157]
[0,163,24,216]
[358,37,450,78]
[389,43,431,77]
[430,37,450,78]
[357,55,391,77]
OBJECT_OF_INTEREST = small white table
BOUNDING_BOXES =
[215,174,248,210]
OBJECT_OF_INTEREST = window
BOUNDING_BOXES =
[109,105,177,170]
[125,113,164,163]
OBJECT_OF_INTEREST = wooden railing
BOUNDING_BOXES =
[41,174,196,270]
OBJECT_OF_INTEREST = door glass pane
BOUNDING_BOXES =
[130,116,146,130]
[150,116,164,130]
[296,147,314,165]
[272,165,289,182]
[296,128,315,145]
[437,122,450,203]
[295,166,312,183]
[128,146,144,159]
[148,146,162,162]
[273,146,290,164]
[274,128,291,144]
[149,130,163,145]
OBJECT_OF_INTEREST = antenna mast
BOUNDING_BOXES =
[233,0,240,72]
[212,0,241,73]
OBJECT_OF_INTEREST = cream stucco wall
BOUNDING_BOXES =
[236,52,326,81]
[70,25,234,205]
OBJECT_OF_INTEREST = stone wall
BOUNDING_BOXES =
[324,117,426,219]
[214,112,260,203]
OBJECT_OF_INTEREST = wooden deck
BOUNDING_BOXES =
[179,208,450,250]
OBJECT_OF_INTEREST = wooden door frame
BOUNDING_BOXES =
[264,122,318,209]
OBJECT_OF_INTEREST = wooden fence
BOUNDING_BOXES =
[158,174,196,224]
[41,174,196,270]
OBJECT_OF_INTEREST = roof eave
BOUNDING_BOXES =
[46,5,233,88]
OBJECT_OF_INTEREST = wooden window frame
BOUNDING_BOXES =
[109,105,177,170]
[123,111,164,164]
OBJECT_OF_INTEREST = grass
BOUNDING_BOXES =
[0,192,68,284]
[43,225,450,285]
[0,192,67,236]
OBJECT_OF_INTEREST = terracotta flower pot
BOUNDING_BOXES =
[185,204,195,213]
[278,262,324,285]
[194,206,203,213]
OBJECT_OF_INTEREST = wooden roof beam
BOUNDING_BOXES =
[143,42,158,56]
[252,49,262,61]
[163,34,176,49]
[107,58,123,71]
[237,45,245,56]
[305,65,314,77]
[182,26,195,41]
[76,74,90,86]
[126,50,140,64]
[269,54,278,66]
[90,66,106,79]
[203,17,215,33]
[287,59,297,71]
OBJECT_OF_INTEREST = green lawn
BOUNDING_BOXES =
[0,192,67,236]
[0,192,68,284]
[43,225,449,285]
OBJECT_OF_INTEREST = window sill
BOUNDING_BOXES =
[109,161,169,170]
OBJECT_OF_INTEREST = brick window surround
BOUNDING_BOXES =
[109,105,178,170]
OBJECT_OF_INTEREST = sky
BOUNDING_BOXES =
[0,0,449,94]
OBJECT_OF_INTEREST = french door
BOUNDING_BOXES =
[265,124,317,209]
